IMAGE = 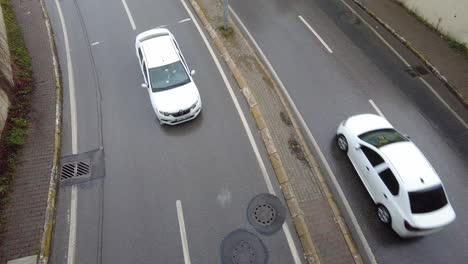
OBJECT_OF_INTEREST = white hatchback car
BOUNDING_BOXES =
[135,28,202,125]
[336,114,455,237]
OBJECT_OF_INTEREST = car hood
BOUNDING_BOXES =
[344,114,393,136]
[410,204,456,229]
[150,81,200,113]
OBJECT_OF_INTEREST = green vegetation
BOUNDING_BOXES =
[0,0,34,231]
[217,25,234,38]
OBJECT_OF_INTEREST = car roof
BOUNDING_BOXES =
[380,142,441,192]
[346,114,393,136]
[141,34,179,69]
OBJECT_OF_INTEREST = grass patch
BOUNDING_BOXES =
[0,0,34,233]
[217,25,234,39]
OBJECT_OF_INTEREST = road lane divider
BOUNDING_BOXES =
[176,200,192,264]
[369,99,386,118]
[120,0,136,30]
[180,0,302,263]
[298,15,333,53]
[229,5,371,264]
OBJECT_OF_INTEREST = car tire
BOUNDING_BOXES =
[336,134,348,152]
[377,205,391,225]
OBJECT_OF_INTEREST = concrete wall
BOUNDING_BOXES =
[397,0,468,44]
[0,4,13,137]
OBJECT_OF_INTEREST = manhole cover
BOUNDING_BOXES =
[247,193,286,235]
[405,65,429,77]
[221,229,267,264]
[60,160,91,180]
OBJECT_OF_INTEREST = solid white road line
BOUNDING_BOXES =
[53,0,79,263]
[338,0,467,130]
[229,7,377,264]
[369,99,386,118]
[67,185,78,264]
[54,0,77,154]
[120,0,136,30]
[298,15,333,53]
[176,200,191,264]
[180,1,302,263]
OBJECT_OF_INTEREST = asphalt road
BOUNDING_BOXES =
[230,0,468,263]
[45,0,303,263]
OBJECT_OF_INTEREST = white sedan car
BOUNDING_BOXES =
[135,28,202,125]
[336,114,455,237]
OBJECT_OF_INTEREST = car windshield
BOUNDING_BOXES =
[409,185,448,214]
[358,128,408,148]
[149,61,190,91]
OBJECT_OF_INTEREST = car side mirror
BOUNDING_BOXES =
[355,144,361,150]
[141,83,148,89]
[190,70,196,76]
[404,134,410,139]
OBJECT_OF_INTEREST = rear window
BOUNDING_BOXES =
[409,185,448,214]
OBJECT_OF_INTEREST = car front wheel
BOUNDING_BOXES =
[377,205,391,225]
[336,134,348,152]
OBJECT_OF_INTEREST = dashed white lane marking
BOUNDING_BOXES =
[369,99,386,118]
[229,6,376,263]
[298,15,333,53]
[156,24,168,28]
[338,0,467,130]
[180,1,302,263]
[120,0,136,30]
[178,18,192,23]
[176,200,191,264]
[90,41,100,46]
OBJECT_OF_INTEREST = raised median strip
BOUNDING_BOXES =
[187,0,364,263]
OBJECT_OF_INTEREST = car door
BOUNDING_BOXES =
[376,166,400,215]
[352,144,386,201]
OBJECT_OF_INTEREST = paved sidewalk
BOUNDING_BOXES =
[356,0,468,106]
[0,0,57,262]
[191,0,362,263]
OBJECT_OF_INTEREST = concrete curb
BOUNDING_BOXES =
[188,1,363,263]
[37,0,63,263]
[351,0,467,108]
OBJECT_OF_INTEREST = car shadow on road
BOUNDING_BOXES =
[159,111,204,136]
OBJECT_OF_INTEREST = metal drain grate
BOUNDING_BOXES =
[247,193,286,235]
[60,160,91,180]
[221,229,267,264]
[405,65,429,77]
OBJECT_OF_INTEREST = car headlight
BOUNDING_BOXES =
[190,100,199,109]
[159,111,171,116]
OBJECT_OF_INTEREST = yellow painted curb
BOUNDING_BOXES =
[38,0,63,263]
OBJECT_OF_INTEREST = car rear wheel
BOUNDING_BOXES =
[336,134,348,152]
[377,205,391,225]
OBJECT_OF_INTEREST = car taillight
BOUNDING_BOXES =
[404,220,423,231]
